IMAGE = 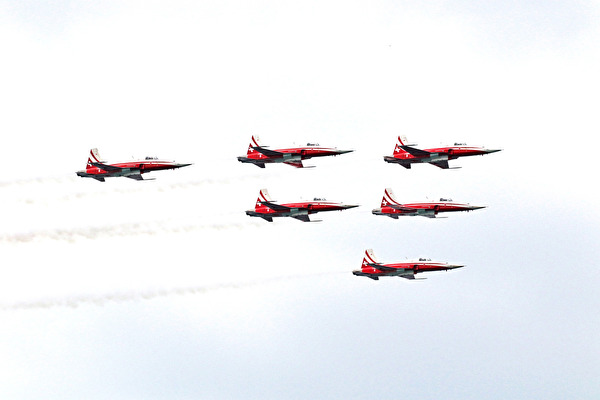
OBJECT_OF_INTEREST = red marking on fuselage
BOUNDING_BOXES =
[254,201,346,215]
[245,146,344,161]
[85,160,179,174]
[379,201,476,216]
[392,145,492,161]
[361,260,451,274]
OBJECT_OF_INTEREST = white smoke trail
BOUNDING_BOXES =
[0,271,347,311]
[1,171,277,205]
[0,218,262,244]
[0,174,73,188]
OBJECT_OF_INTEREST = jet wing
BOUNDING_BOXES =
[252,146,285,158]
[387,205,419,213]
[430,160,450,169]
[291,214,311,222]
[125,174,154,181]
[258,201,292,212]
[400,145,431,157]
[402,274,427,280]
[91,162,123,172]
[284,161,306,168]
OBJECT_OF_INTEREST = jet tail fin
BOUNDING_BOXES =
[361,249,379,271]
[393,136,410,156]
[86,148,105,171]
[247,135,263,156]
[382,188,400,207]
[255,188,273,210]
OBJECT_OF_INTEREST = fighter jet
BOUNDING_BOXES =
[372,188,486,219]
[384,135,501,169]
[246,189,359,222]
[237,135,353,168]
[353,249,464,280]
[76,148,191,182]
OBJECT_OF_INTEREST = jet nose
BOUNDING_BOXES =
[336,149,354,155]
[448,264,465,270]
[343,204,360,210]
[469,205,487,211]
[175,163,193,168]
[484,149,502,154]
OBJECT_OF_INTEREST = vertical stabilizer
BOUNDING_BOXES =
[382,188,400,207]
[86,148,104,171]
[393,136,409,156]
[362,249,378,271]
[247,135,262,156]
[256,188,272,209]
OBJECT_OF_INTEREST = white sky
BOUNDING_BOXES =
[1,1,599,399]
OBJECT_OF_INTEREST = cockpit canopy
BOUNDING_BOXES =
[454,142,466,146]
[439,197,453,202]
[145,156,158,160]
[306,143,320,147]
[313,197,326,201]
[418,258,432,262]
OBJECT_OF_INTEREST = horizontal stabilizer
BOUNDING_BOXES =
[91,162,122,172]
[259,201,292,212]
[400,145,431,157]
[367,263,396,272]
[352,271,379,280]
[237,157,266,168]
[252,146,284,157]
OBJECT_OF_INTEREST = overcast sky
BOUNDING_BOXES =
[1,1,599,399]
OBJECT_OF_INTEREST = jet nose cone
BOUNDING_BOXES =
[336,149,354,155]
[485,149,502,154]
[175,163,193,168]
[343,204,360,210]
[469,205,487,211]
[448,264,465,270]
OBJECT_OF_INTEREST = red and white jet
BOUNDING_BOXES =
[384,135,501,169]
[76,148,191,182]
[246,189,358,222]
[372,188,486,219]
[237,135,353,168]
[353,249,464,280]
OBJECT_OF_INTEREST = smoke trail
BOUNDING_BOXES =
[0,218,262,244]
[0,175,73,188]
[1,171,276,206]
[0,271,347,311]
